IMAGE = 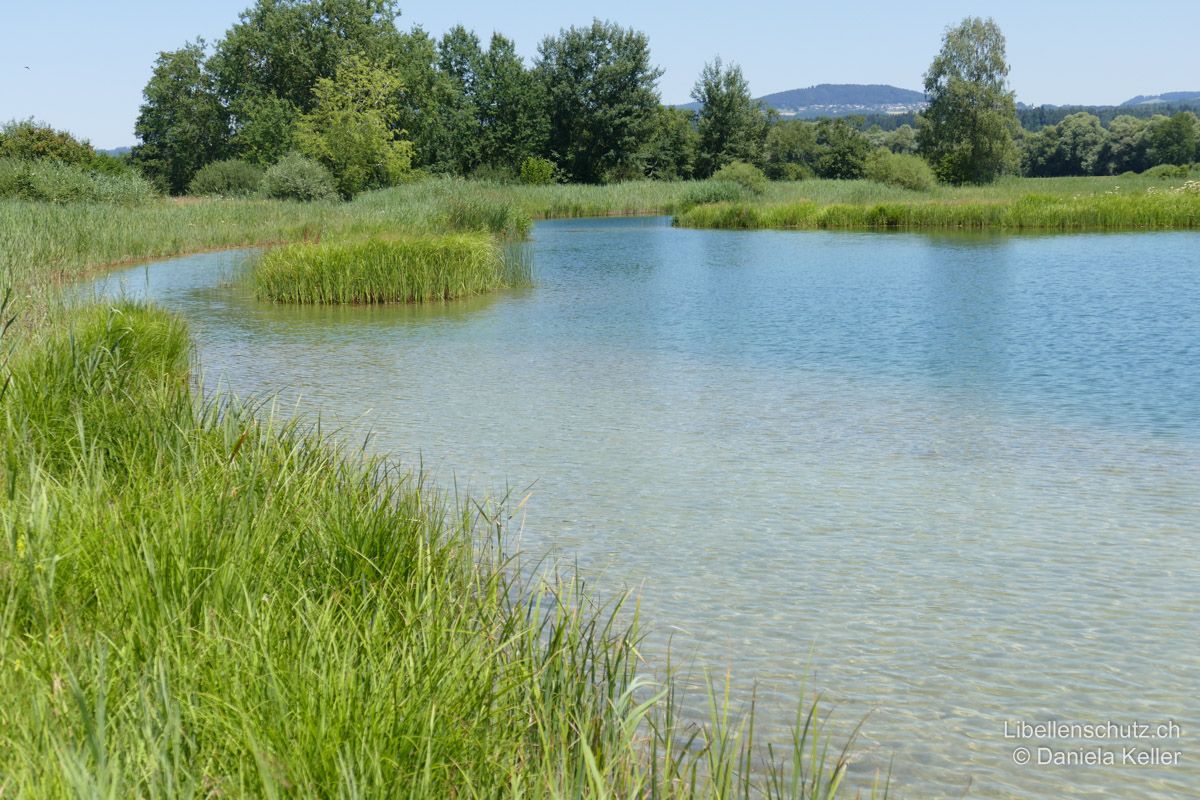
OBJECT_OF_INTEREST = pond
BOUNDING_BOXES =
[85,218,1200,798]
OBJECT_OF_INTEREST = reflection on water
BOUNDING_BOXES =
[82,220,1200,799]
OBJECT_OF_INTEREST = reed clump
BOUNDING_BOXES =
[0,303,875,797]
[253,233,527,304]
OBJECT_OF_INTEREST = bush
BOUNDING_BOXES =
[711,161,768,194]
[188,159,264,197]
[261,152,338,202]
[864,150,937,191]
[0,119,95,165]
[0,157,155,203]
[1143,163,1189,180]
[520,156,556,185]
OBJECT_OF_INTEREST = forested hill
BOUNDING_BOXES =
[1122,91,1200,106]
[678,83,927,117]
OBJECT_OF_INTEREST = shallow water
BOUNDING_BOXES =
[85,219,1199,798]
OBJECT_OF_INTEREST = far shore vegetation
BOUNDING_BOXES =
[2,0,1199,794]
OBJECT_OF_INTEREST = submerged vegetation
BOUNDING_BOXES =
[253,234,525,304]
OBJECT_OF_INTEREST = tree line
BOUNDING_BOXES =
[8,1,1197,198]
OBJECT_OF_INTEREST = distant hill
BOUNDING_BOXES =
[98,146,132,157]
[677,83,927,118]
[1121,91,1200,107]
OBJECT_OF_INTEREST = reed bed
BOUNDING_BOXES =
[0,302,876,798]
[253,234,528,304]
[675,191,1200,231]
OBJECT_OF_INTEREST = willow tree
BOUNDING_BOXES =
[917,17,1019,184]
[295,56,413,197]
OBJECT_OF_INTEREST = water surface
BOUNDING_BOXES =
[85,219,1200,799]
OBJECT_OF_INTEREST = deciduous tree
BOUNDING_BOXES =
[917,17,1019,184]
[131,41,229,193]
[692,57,768,177]
[295,55,412,196]
[535,20,662,183]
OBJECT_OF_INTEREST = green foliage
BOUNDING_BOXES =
[917,17,1020,184]
[0,119,96,165]
[188,158,264,196]
[536,20,663,183]
[1146,112,1199,166]
[1101,115,1151,174]
[765,121,819,180]
[815,118,872,179]
[231,93,299,165]
[692,57,768,177]
[520,156,556,185]
[131,41,229,194]
[295,56,414,197]
[1142,163,1189,179]
[209,0,406,113]
[1022,112,1108,177]
[253,234,518,303]
[475,33,548,171]
[873,124,918,154]
[864,150,937,190]
[261,152,338,201]
[640,106,698,180]
[711,160,768,194]
[0,158,156,204]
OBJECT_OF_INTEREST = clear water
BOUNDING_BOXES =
[84,219,1200,799]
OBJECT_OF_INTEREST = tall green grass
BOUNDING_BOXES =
[0,303,878,797]
[253,234,528,304]
[675,191,1200,231]
[0,157,156,204]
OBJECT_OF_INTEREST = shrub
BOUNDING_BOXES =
[0,157,155,203]
[520,156,556,185]
[1143,163,1189,180]
[711,161,768,194]
[261,152,338,202]
[864,150,937,191]
[0,119,96,165]
[188,158,264,196]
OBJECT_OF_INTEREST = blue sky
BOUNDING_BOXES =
[1,0,1197,148]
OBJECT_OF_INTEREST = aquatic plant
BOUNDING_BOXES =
[253,234,524,304]
[675,191,1200,231]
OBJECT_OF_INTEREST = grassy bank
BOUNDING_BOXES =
[0,302,869,797]
[676,177,1200,231]
[254,234,528,304]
